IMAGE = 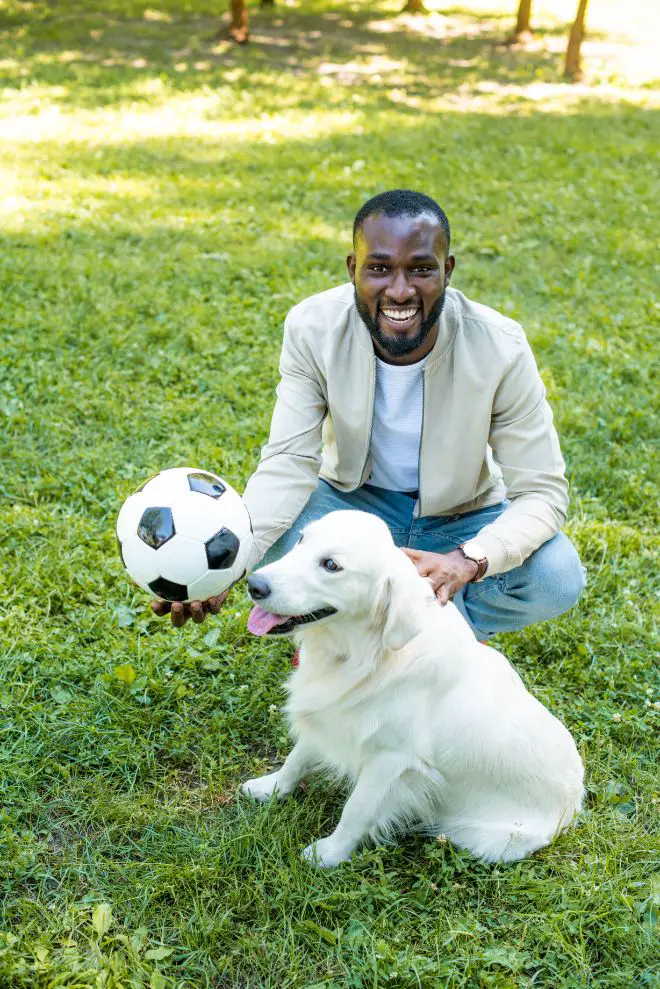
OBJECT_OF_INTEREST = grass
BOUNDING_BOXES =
[0,0,658,985]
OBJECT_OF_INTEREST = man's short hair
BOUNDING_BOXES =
[353,190,450,248]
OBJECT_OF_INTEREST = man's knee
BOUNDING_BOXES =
[519,532,586,617]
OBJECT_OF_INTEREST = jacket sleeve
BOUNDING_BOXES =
[475,334,569,576]
[241,309,327,569]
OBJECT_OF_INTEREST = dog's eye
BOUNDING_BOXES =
[320,558,342,573]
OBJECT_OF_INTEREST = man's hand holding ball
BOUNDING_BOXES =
[151,591,229,627]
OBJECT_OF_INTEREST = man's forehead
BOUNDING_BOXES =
[356,211,447,256]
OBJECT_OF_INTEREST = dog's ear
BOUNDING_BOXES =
[371,554,427,651]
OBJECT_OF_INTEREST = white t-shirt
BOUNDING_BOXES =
[368,355,428,492]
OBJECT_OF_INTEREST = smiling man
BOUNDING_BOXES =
[155,189,585,635]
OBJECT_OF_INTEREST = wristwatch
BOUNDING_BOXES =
[458,541,488,582]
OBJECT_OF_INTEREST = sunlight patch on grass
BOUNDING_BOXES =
[0,93,363,145]
[0,173,155,229]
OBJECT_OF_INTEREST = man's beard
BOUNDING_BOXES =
[354,289,446,359]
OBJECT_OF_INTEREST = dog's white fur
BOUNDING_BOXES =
[242,510,583,867]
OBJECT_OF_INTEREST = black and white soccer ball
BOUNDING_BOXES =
[116,467,253,603]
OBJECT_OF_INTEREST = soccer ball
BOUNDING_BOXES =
[116,467,253,603]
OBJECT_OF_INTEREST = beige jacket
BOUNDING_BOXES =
[242,283,569,575]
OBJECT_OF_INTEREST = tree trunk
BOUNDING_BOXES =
[564,0,589,81]
[514,0,532,39]
[227,0,249,43]
[402,0,427,13]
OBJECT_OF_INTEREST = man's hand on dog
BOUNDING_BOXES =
[151,590,229,627]
[402,548,479,606]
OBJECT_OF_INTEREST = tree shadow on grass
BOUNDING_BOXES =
[0,1,597,111]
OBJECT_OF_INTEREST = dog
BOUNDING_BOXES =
[242,510,583,867]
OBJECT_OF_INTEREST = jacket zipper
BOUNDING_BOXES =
[415,367,425,517]
[359,354,376,487]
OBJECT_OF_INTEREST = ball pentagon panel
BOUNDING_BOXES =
[205,528,240,570]
[137,506,176,550]
[149,576,189,602]
[187,471,226,499]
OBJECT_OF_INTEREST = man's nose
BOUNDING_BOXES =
[387,271,416,303]
[247,574,271,600]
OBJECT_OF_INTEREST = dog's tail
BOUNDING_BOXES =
[429,801,581,863]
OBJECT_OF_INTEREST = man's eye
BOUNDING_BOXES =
[368,265,388,273]
[320,558,342,573]
[412,266,432,274]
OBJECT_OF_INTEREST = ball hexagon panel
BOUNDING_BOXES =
[116,493,148,544]
[187,471,226,499]
[120,538,161,589]
[134,472,160,493]
[233,531,253,575]
[151,536,208,585]
[170,494,225,542]
[205,528,240,570]
[139,467,193,502]
[172,487,251,543]
[138,506,176,550]
[187,569,234,602]
[217,491,252,541]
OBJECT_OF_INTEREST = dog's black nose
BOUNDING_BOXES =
[247,574,271,600]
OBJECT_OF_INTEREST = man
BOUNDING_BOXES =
[154,189,585,634]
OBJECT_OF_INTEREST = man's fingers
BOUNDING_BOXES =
[402,551,438,580]
[153,591,228,627]
[435,584,450,606]
[170,602,188,628]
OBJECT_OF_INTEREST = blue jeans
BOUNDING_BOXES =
[260,481,586,640]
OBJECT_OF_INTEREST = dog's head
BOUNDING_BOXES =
[246,509,433,650]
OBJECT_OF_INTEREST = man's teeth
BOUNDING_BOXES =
[382,308,419,322]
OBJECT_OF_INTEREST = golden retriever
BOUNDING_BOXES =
[243,510,583,867]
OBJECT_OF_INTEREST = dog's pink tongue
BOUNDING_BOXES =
[247,606,286,636]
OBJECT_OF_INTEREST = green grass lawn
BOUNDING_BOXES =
[0,0,658,985]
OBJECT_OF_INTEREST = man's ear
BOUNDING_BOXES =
[371,556,426,652]
[346,252,356,283]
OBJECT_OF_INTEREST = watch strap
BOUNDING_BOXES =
[458,545,488,583]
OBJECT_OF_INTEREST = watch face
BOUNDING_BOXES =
[463,541,486,561]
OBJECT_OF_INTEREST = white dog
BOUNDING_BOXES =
[242,510,583,868]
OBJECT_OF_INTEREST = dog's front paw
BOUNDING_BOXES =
[241,771,282,803]
[302,837,353,868]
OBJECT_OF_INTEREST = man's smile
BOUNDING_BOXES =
[379,305,421,331]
